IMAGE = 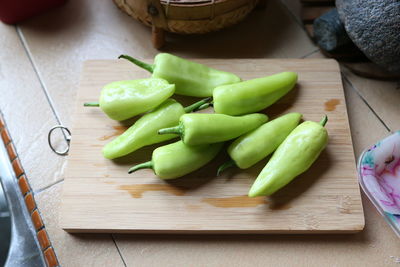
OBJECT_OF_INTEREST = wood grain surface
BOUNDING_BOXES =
[60,59,364,233]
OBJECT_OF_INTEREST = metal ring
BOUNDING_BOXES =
[48,125,71,156]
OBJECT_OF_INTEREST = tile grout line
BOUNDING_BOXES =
[35,179,64,195]
[15,26,65,128]
[277,0,306,32]
[342,73,392,133]
[111,234,128,267]
[276,0,319,58]
[301,49,320,59]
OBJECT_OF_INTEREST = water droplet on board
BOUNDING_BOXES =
[324,99,340,111]
[99,125,129,141]
[119,184,186,198]
[201,195,268,208]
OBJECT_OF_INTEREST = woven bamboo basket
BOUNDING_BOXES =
[113,0,262,48]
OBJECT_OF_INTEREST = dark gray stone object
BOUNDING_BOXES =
[314,9,351,52]
[336,0,400,73]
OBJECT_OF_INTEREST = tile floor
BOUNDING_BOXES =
[1,0,399,266]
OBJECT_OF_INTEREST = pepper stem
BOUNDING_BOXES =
[128,161,153,174]
[197,102,213,111]
[83,102,100,107]
[183,97,212,113]
[217,159,236,176]
[319,115,328,127]
[158,125,182,135]
[118,55,154,73]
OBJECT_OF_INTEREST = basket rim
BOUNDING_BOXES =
[160,0,250,8]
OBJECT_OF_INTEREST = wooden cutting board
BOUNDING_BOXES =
[60,59,364,233]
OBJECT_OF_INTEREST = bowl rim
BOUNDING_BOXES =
[357,131,400,238]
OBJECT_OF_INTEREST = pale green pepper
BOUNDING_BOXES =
[213,72,297,115]
[158,113,268,145]
[84,78,174,121]
[218,113,302,175]
[119,53,241,97]
[249,116,328,197]
[103,98,211,159]
[128,141,223,179]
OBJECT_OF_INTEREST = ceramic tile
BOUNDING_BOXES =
[0,23,66,191]
[304,50,326,59]
[35,183,125,267]
[18,175,31,196]
[19,0,316,126]
[37,229,51,250]
[6,142,17,161]
[0,116,4,129]
[31,210,45,230]
[12,158,24,177]
[43,247,58,267]
[341,77,391,157]
[24,192,36,213]
[17,0,155,127]
[342,67,400,132]
[1,127,11,144]
[280,0,302,24]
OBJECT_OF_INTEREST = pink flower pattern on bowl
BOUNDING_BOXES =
[358,131,400,237]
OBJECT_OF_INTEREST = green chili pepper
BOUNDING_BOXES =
[84,78,175,121]
[218,113,302,175]
[128,141,223,179]
[158,113,268,146]
[212,72,298,116]
[119,53,241,97]
[248,116,328,197]
[103,98,211,159]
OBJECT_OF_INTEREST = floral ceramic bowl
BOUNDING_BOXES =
[358,131,400,237]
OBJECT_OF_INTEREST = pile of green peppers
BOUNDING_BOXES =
[85,53,329,197]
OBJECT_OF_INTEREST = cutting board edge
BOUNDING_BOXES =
[61,227,364,234]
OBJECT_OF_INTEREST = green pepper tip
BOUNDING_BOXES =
[198,102,213,111]
[83,102,100,107]
[217,159,236,176]
[183,97,213,113]
[319,115,328,127]
[203,97,213,103]
[118,54,154,73]
[128,161,153,174]
[158,125,182,136]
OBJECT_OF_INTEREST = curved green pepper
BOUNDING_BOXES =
[218,112,302,175]
[158,113,268,145]
[84,78,174,121]
[103,98,211,159]
[128,141,223,179]
[212,72,297,116]
[248,116,328,197]
[119,53,241,97]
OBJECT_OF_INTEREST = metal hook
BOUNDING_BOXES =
[165,0,171,18]
[48,125,71,156]
[210,0,216,20]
